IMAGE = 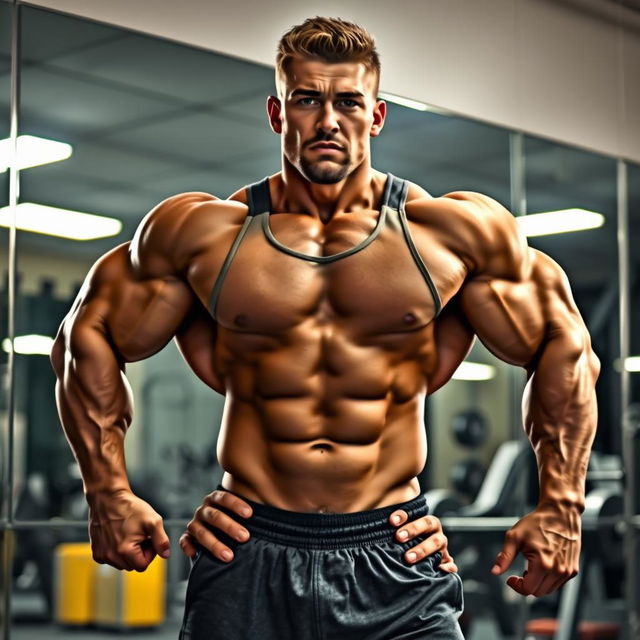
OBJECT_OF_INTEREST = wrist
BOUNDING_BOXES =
[537,497,585,515]
[85,485,132,505]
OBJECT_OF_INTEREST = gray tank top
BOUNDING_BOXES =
[208,172,442,320]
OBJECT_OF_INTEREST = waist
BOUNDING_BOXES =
[213,483,429,550]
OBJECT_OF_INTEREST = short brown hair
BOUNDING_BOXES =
[275,16,381,98]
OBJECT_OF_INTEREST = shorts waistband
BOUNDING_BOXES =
[214,484,430,550]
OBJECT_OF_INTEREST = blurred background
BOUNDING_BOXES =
[0,1,638,639]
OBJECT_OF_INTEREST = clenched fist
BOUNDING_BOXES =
[88,489,171,572]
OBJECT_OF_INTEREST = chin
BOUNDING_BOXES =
[300,158,350,184]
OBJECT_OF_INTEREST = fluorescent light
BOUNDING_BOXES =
[451,361,496,381]
[625,357,640,372]
[614,356,640,372]
[2,334,54,355]
[0,202,122,240]
[377,91,446,113]
[0,134,73,172]
[516,209,605,237]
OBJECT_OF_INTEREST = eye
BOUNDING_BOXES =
[297,97,317,105]
[337,99,359,108]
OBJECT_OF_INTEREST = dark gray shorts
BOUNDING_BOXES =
[179,485,464,639]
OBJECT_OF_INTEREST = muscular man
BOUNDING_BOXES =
[51,16,599,640]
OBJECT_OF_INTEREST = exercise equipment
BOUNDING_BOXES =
[450,458,486,497]
[524,618,620,639]
[451,409,488,448]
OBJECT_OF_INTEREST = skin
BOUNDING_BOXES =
[51,56,600,598]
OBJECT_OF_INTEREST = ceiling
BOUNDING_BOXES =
[0,2,637,304]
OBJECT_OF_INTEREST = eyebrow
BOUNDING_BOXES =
[290,89,365,99]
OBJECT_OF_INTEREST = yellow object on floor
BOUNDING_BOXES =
[53,542,98,625]
[53,542,167,628]
[94,551,166,628]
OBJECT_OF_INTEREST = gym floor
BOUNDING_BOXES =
[7,575,511,639]
[9,594,503,639]
[10,619,502,640]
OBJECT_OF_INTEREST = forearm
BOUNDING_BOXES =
[522,331,600,514]
[52,324,133,500]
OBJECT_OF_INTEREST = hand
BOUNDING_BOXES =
[491,503,581,596]
[179,490,458,574]
[388,509,458,573]
[88,489,171,572]
[180,489,253,563]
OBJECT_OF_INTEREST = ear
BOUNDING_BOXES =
[267,95,283,134]
[370,99,386,138]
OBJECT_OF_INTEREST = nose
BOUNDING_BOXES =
[316,102,339,135]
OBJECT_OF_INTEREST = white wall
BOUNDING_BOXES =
[25,0,640,163]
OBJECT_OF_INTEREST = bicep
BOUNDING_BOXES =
[458,248,588,371]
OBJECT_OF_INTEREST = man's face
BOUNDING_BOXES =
[267,57,386,184]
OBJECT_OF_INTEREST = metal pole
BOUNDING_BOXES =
[509,130,531,639]
[2,2,20,638]
[617,159,638,640]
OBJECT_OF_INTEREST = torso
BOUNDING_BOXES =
[183,171,470,512]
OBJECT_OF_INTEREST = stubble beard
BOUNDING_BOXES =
[300,154,350,185]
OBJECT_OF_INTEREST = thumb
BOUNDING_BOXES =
[492,535,518,575]
[146,519,171,559]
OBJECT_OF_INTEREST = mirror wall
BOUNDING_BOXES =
[0,3,635,639]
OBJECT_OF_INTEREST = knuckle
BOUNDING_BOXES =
[191,524,210,540]
[540,558,554,571]
[208,508,222,523]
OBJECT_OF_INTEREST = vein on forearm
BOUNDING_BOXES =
[522,328,599,512]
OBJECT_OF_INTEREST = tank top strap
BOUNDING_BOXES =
[381,172,409,211]
[246,176,271,216]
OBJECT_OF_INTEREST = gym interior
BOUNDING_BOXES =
[0,1,639,639]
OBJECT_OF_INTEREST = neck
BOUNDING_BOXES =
[276,157,386,224]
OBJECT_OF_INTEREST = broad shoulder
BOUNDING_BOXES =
[405,188,531,280]
[130,191,248,277]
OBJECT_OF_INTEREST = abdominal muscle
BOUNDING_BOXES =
[216,387,428,514]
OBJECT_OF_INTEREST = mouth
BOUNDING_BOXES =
[309,143,344,152]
